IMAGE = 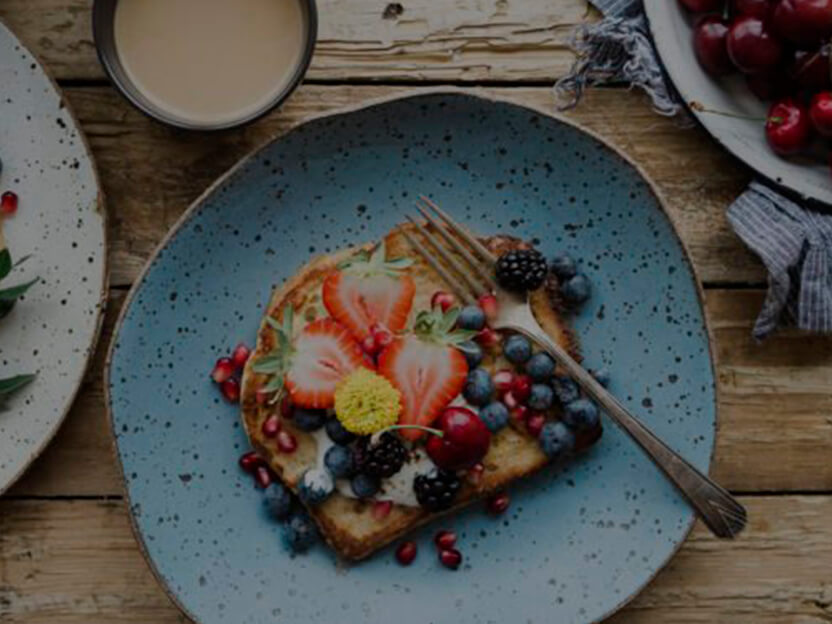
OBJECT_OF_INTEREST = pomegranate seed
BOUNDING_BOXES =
[467,462,484,485]
[371,324,394,350]
[478,293,499,321]
[231,343,251,370]
[503,391,520,410]
[372,500,393,520]
[492,369,515,395]
[276,430,297,453]
[1,191,18,215]
[238,451,263,474]
[511,374,533,402]
[475,327,499,348]
[211,357,234,383]
[361,333,379,356]
[255,465,274,489]
[526,412,545,437]
[221,378,241,403]
[434,530,457,550]
[261,415,281,438]
[510,404,529,424]
[487,491,511,515]
[280,396,294,419]
[395,541,418,566]
[431,291,456,312]
[255,388,270,406]
[439,548,462,570]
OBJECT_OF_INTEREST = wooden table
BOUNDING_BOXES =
[1,1,831,622]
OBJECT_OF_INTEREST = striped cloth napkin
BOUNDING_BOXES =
[555,0,832,339]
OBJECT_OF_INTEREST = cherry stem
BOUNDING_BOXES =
[379,424,444,438]
[689,101,767,122]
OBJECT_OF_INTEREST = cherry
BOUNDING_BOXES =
[693,16,734,76]
[679,0,725,11]
[425,406,492,471]
[727,16,784,75]
[771,0,832,47]
[746,71,792,100]
[766,97,812,155]
[789,48,831,89]
[733,0,775,17]
[810,92,832,136]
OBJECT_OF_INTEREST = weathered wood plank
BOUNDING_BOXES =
[7,289,831,498]
[63,84,758,287]
[0,0,592,83]
[2,496,831,623]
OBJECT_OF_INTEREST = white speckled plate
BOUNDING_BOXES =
[0,20,107,494]
[645,0,832,206]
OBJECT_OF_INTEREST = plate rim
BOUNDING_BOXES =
[644,0,832,207]
[0,18,109,496]
[104,86,719,624]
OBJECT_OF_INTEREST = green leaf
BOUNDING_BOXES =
[440,307,460,333]
[0,300,14,320]
[0,277,38,302]
[262,374,284,393]
[13,254,32,268]
[266,317,282,331]
[251,354,284,374]
[0,249,11,281]
[0,373,36,398]
[282,306,294,337]
[385,257,414,270]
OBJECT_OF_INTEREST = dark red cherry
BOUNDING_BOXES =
[771,0,832,47]
[426,407,491,471]
[746,71,793,100]
[733,0,775,17]
[694,16,735,76]
[727,16,784,74]
[789,48,832,89]
[809,91,832,136]
[766,97,813,155]
[679,0,725,11]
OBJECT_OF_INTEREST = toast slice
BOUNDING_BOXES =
[240,223,594,561]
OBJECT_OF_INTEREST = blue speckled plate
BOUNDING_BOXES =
[106,91,716,624]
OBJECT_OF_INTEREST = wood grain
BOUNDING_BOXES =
[62,84,758,288]
[0,0,593,83]
[2,496,831,623]
[7,289,831,498]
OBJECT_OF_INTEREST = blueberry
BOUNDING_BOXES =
[550,253,577,280]
[563,399,600,431]
[324,444,354,478]
[292,408,327,431]
[539,421,575,460]
[325,417,355,445]
[350,473,380,498]
[463,368,494,406]
[592,367,611,388]
[264,482,293,520]
[458,340,483,369]
[503,334,532,364]
[457,305,486,331]
[281,511,318,553]
[561,273,591,304]
[552,376,579,404]
[528,384,554,410]
[297,468,334,506]
[525,352,555,381]
[478,401,510,432]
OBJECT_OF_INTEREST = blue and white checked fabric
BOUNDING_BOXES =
[556,0,832,338]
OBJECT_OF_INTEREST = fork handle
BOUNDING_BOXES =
[507,318,746,539]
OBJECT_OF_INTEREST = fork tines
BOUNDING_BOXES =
[401,197,497,304]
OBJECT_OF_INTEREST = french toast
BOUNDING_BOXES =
[240,223,597,561]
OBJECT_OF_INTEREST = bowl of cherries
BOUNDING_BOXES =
[644,0,832,205]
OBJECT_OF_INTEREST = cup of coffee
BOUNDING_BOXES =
[93,0,317,131]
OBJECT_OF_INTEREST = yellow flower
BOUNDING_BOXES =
[334,368,401,435]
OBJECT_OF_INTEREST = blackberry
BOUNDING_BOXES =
[355,433,407,478]
[413,470,462,511]
[495,249,548,292]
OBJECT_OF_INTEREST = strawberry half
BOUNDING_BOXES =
[322,242,415,341]
[284,319,369,409]
[377,307,474,441]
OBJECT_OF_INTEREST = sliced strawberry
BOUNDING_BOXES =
[322,270,415,341]
[377,335,468,441]
[285,319,369,409]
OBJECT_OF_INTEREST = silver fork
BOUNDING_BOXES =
[402,196,747,539]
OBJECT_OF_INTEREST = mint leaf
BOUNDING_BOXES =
[0,277,38,302]
[0,373,36,407]
[0,249,11,281]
